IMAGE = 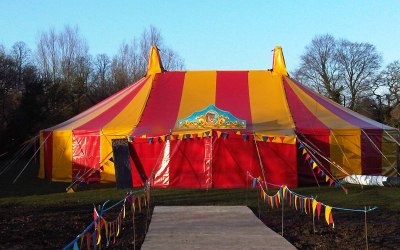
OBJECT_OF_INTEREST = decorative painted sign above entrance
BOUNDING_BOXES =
[177,104,246,129]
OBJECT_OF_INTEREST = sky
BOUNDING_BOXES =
[1,0,400,72]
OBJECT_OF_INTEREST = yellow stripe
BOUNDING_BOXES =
[52,130,72,181]
[381,130,398,176]
[99,77,154,182]
[38,131,45,179]
[330,130,361,177]
[249,72,295,135]
[176,71,216,120]
[285,78,362,176]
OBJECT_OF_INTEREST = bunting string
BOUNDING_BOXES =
[63,181,151,250]
[252,178,378,229]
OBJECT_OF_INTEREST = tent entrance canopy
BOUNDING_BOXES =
[128,130,298,188]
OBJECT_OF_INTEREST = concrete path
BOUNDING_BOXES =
[142,206,295,250]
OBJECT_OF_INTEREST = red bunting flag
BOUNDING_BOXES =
[329,212,334,228]
[268,136,274,142]
[274,195,279,208]
[305,154,311,160]
[317,168,321,174]
[307,198,311,214]
[279,136,285,143]
[329,179,334,186]
[317,202,322,220]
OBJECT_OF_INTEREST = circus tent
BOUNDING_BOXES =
[39,46,399,188]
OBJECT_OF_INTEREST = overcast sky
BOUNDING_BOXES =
[1,0,399,71]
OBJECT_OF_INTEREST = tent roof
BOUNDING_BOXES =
[44,46,395,137]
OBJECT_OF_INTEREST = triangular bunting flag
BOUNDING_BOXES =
[312,199,317,217]
[236,131,241,135]
[262,136,267,142]
[312,162,318,169]
[329,178,334,186]
[325,206,332,225]
[217,131,222,138]
[302,148,307,155]
[326,175,330,182]
[298,143,304,149]
[268,136,274,142]
[242,134,248,140]
[147,137,153,143]
[317,202,322,220]
[222,132,228,139]
[305,154,311,160]
[279,136,285,143]
[274,195,279,208]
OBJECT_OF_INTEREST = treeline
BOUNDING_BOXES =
[294,34,399,128]
[0,25,184,150]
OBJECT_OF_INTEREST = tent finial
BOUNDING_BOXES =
[146,45,164,76]
[272,46,288,76]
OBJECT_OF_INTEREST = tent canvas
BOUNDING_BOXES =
[39,46,399,188]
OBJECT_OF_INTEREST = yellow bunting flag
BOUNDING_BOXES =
[295,195,298,210]
[270,196,274,208]
[178,134,184,140]
[312,199,317,217]
[197,132,203,138]
[123,204,126,219]
[325,206,332,225]
[263,190,266,201]
[116,219,120,237]
[303,198,308,214]
[97,224,101,245]
[282,186,287,200]
[312,162,318,169]
[217,131,222,138]
[236,131,241,135]
[302,148,307,155]
[277,191,281,203]
[160,135,166,142]
[326,175,330,182]
[141,134,146,138]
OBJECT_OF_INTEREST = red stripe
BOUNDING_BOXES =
[72,130,101,182]
[361,130,382,175]
[43,131,53,179]
[75,79,148,131]
[215,71,252,131]
[283,78,330,134]
[283,78,330,184]
[289,78,380,129]
[133,72,186,136]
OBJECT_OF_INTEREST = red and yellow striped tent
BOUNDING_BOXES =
[39,46,398,188]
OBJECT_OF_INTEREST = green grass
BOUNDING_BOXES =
[1,159,399,211]
[1,181,399,212]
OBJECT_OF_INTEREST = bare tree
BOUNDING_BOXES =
[378,61,400,107]
[293,34,343,103]
[110,26,185,93]
[11,41,31,90]
[336,40,382,110]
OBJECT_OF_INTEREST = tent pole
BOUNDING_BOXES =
[253,132,267,190]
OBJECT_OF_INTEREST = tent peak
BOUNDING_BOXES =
[272,46,288,76]
[146,45,165,76]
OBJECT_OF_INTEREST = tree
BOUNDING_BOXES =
[336,40,382,110]
[293,34,343,103]
[36,25,92,117]
[109,26,185,92]
[294,35,382,110]
[376,61,400,127]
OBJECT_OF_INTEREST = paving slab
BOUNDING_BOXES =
[142,206,295,250]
